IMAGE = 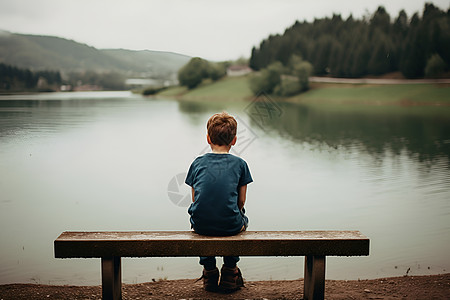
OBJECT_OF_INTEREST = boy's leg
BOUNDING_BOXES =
[217,210,246,290]
[199,256,216,270]
[223,256,240,268]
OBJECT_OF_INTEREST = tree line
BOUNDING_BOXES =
[0,63,126,92]
[0,63,62,91]
[249,3,450,79]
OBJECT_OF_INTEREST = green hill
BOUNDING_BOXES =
[0,30,190,80]
[103,49,191,79]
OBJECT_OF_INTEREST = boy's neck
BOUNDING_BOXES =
[210,144,231,154]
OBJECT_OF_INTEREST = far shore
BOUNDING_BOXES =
[156,75,450,106]
[1,273,449,299]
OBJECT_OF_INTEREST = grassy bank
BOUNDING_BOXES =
[290,82,450,106]
[158,76,450,107]
[158,76,253,101]
[289,82,450,118]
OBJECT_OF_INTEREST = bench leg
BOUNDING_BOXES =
[101,257,122,300]
[304,255,325,300]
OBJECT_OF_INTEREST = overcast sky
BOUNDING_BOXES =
[0,0,449,61]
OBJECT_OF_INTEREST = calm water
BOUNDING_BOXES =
[0,91,449,285]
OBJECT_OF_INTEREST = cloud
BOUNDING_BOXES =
[0,0,449,61]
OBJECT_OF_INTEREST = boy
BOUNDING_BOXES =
[185,112,253,292]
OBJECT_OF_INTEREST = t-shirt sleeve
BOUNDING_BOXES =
[185,162,195,187]
[238,161,253,187]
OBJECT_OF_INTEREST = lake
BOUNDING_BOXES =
[0,91,449,285]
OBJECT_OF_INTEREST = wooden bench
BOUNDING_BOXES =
[54,230,369,300]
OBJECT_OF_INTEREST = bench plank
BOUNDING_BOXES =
[55,230,369,258]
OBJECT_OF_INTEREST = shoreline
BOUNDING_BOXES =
[156,75,450,106]
[1,273,449,299]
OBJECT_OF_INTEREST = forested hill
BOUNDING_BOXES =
[249,3,450,79]
[0,31,190,79]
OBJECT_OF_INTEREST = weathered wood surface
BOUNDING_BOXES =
[55,230,369,258]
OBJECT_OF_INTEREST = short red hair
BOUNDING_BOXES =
[207,112,237,146]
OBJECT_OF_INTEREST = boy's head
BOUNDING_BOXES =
[207,112,237,146]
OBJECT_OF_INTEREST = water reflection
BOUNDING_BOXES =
[177,100,212,114]
[245,102,450,163]
[0,96,138,140]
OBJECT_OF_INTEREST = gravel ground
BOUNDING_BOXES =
[1,274,449,299]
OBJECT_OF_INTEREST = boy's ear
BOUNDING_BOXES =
[231,136,237,146]
[207,134,212,145]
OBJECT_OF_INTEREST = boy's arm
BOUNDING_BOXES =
[191,187,195,202]
[238,185,247,210]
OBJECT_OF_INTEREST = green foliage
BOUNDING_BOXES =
[425,54,448,78]
[249,47,259,71]
[290,55,313,91]
[370,6,391,34]
[249,61,283,95]
[208,62,227,81]
[248,72,268,95]
[400,29,426,78]
[274,77,301,97]
[249,4,450,79]
[367,32,394,75]
[265,62,284,88]
[178,57,209,89]
[249,57,312,96]
[178,58,227,89]
[312,36,333,75]
[349,41,370,77]
[296,62,313,92]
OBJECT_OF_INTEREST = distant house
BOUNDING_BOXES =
[227,65,253,77]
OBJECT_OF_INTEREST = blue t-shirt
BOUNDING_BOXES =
[185,153,253,236]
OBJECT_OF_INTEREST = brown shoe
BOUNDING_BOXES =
[201,267,219,292]
[219,265,244,292]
